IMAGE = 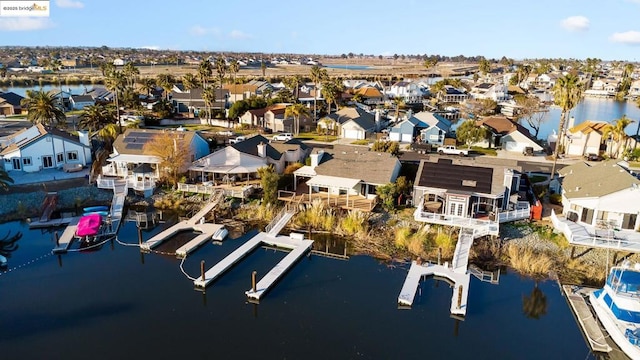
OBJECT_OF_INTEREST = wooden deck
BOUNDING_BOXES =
[52,217,80,254]
[278,190,377,212]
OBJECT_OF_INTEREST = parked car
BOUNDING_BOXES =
[585,153,603,161]
[217,130,234,136]
[228,136,246,144]
[273,132,293,141]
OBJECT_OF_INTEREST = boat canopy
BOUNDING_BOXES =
[76,214,102,237]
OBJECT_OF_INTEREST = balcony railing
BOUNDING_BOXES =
[96,175,156,191]
[551,210,640,251]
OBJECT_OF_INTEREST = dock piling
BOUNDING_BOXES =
[457,285,463,309]
[251,270,257,293]
[438,247,442,265]
[54,231,59,246]
[201,260,206,281]
[137,226,142,245]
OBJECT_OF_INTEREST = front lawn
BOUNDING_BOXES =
[296,132,338,142]
[470,146,497,156]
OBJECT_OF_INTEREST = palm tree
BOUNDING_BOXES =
[99,61,115,77]
[321,79,343,115]
[310,65,328,122]
[0,64,7,79]
[20,90,66,128]
[79,104,112,134]
[156,73,175,101]
[229,60,240,84]
[105,70,126,133]
[285,103,311,136]
[182,73,200,117]
[198,59,213,90]
[0,168,14,191]
[393,97,406,121]
[202,86,217,124]
[215,56,227,90]
[549,74,583,181]
[603,115,634,158]
[97,123,119,152]
[260,60,267,77]
[122,62,140,88]
[137,77,156,97]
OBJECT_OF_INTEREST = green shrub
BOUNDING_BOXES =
[549,193,562,205]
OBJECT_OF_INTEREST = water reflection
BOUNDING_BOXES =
[522,282,548,320]
[0,230,21,266]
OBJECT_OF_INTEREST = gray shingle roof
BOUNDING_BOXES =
[559,160,640,199]
[314,145,399,185]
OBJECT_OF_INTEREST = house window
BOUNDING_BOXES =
[22,157,32,166]
[581,208,594,224]
[622,213,637,230]
[57,153,64,162]
[67,151,78,161]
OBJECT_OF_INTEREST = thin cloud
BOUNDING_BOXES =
[0,17,54,31]
[189,25,221,37]
[625,0,640,4]
[610,30,640,45]
[141,45,160,50]
[560,16,590,32]
[229,30,251,40]
[55,0,84,8]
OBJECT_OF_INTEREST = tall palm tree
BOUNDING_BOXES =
[198,59,213,90]
[20,90,66,128]
[603,115,634,158]
[229,60,240,84]
[182,73,200,117]
[105,70,126,133]
[393,97,406,121]
[321,79,343,115]
[285,103,311,136]
[202,86,217,124]
[0,64,8,79]
[260,60,267,77]
[0,168,14,192]
[97,123,119,152]
[122,62,140,88]
[310,65,328,122]
[549,74,583,181]
[215,56,227,90]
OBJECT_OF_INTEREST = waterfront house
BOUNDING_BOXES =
[535,74,557,89]
[0,91,25,116]
[69,95,95,110]
[469,82,509,102]
[629,80,640,97]
[437,85,469,103]
[354,86,384,105]
[0,124,91,173]
[476,116,543,152]
[412,157,532,223]
[564,120,611,157]
[99,128,209,195]
[282,145,401,211]
[551,160,640,247]
[186,134,309,184]
[387,80,425,103]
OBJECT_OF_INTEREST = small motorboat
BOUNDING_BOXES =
[83,210,110,217]
[76,213,102,238]
[83,206,109,213]
[589,261,640,359]
[212,226,228,241]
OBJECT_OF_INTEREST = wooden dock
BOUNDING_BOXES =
[52,217,80,254]
[562,285,612,354]
[194,232,313,300]
[29,216,74,229]
[141,221,225,254]
[397,261,470,317]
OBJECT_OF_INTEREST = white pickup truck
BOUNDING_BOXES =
[437,145,469,156]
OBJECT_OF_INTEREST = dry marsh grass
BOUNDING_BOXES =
[503,243,554,277]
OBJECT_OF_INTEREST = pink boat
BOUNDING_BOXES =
[76,213,102,237]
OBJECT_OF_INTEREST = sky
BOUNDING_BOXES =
[1,0,640,61]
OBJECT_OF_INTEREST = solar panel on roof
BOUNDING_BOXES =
[125,143,144,150]
[128,131,153,138]
[123,137,136,143]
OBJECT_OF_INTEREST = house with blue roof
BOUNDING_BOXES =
[388,115,428,143]
[389,111,451,145]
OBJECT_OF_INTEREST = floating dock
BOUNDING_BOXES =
[397,261,470,317]
[562,285,612,354]
[194,232,313,301]
[141,221,225,255]
[52,216,80,254]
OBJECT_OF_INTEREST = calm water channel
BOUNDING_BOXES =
[0,217,599,360]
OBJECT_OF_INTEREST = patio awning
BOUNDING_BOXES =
[294,165,316,177]
[188,164,262,174]
[307,175,360,190]
[107,154,160,164]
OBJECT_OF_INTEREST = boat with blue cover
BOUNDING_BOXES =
[83,206,109,213]
[589,262,640,359]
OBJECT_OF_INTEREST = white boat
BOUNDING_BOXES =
[212,226,228,241]
[589,262,640,359]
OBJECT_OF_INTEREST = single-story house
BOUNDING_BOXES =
[188,135,309,182]
[319,107,382,136]
[558,160,640,232]
[288,145,401,211]
[0,124,91,173]
[476,116,543,152]
[0,92,25,116]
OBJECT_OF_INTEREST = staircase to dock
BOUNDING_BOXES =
[265,205,297,237]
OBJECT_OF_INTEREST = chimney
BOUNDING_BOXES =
[310,150,324,168]
[257,142,267,158]
[77,130,90,147]
[568,116,576,130]
[375,109,381,132]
